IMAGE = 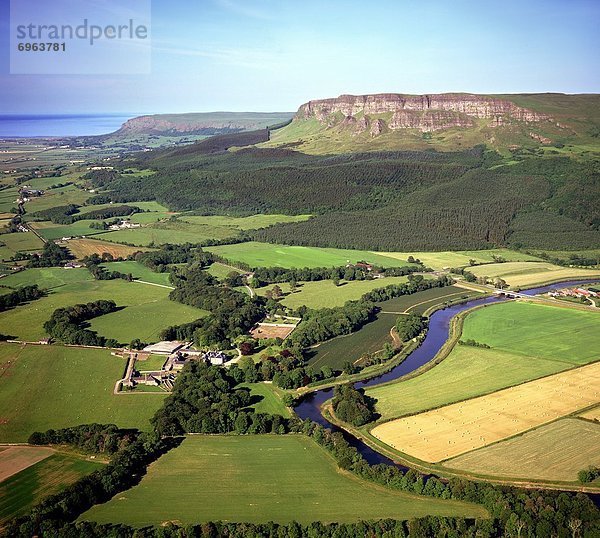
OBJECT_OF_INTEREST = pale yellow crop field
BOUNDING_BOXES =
[371,361,600,463]
[579,405,600,422]
[467,261,600,288]
[445,418,600,483]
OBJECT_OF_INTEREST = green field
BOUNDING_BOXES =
[374,249,542,270]
[0,344,164,442]
[31,220,107,241]
[367,301,600,421]
[0,452,103,525]
[0,267,205,343]
[308,286,477,370]
[206,242,416,269]
[445,418,600,483]
[205,261,243,280]
[81,435,486,526]
[0,232,44,260]
[179,214,312,230]
[240,382,291,417]
[135,354,167,371]
[255,276,411,310]
[99,261,173,286]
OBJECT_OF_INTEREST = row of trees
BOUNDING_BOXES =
[82,254,133,281]
[0,284,44,312]
[43,299,119,347]
[28,424,137,455]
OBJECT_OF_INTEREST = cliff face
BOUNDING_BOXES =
[296,93,550,133]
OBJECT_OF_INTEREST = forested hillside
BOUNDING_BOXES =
[85,137,600,251]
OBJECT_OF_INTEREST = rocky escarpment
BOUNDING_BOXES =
[296,93,551,133]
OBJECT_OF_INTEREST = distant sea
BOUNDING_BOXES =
[0,114,137,137]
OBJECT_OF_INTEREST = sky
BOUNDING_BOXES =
[1,0,599,114]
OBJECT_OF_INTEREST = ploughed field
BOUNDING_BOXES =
[80,435,487,526]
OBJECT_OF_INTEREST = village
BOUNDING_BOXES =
[548,286,599,307]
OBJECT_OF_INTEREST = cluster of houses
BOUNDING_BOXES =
[549,287,599,301]
[108,219,141,231]
[15,186,44,204]
[123,341,230,391]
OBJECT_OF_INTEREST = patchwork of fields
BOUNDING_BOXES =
[467,261,600,288]
[0,267,205,343]
[445,418,600,483]
[0,343,164,442]
[371,360,600,462]
[81,435,487,526]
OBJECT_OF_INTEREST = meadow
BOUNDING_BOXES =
[0,343,164,442]
[205,242,412,269]
[255,276,411,310]
[30,220,107,241]
[241,382,291,417]
[467,261,600,288]
[81,435,486,526]
[99,261,173,286]
[205,261,242,280]
[308,285,477,370]
[371,361,600,463]
[0,452,103,525]
[0,231,44,261]
[0,267,206,343]
[368,301,600,421]
[445,418,600,483]
[178,213,312,230]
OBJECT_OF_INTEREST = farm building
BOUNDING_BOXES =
[142,341,185,355]
[204,351,228,365]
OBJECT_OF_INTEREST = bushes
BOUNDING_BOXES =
[395,312,426,342]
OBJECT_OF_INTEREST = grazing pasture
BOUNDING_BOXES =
[30,220,107,241]
[445,418,600,483]
[0,343,164,442]
[255,276,411,310]
[0,267,206,343]
[206,242,411,269]
[0,231,44,260]
[81,435,486,526]
[371,361,600,462]
[205,261,242,280]
[0,453,103,525]
[240,383,291,417]
[179,213,312,229]
[99,261,173,286]
[467,261,600,287]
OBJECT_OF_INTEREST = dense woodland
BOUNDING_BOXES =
[78,139,600,250]
[28,242,71,267]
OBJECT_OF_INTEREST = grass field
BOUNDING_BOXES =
[65,238,147,259]
[308,286,477,370]
[375,249,542,270]
[368,301,600,421]
[205,261,242,280]
[240,382,291,417]
[206,242,416,269]
[255,277,411,310]
[81,435,486,526]
[0,267,206,343]
[99,261,173,286]
[30,220,107,241]
[0,343,164,442]
[371,361,600,463]
[467,261,600,287]
[179,214,312,230]
[135,354,167,371]
[0,452,103,525]
[445,418,600,483]
[0,231,44,260]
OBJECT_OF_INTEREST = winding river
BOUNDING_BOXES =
[294,279,600,475]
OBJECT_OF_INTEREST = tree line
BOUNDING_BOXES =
[0,284,44,312]
[28,242,71,267]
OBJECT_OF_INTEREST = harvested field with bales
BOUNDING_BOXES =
[371,361,600,463]
[445,418,600,483]
[467,261,600,288]
[64,238,147,260]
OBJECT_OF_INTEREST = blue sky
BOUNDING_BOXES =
[1,0,599,114]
